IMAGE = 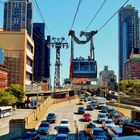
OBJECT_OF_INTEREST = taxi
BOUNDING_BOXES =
[79,99,84,105]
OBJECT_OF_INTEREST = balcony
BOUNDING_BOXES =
[26,49,33,60]
[26,64,33,74]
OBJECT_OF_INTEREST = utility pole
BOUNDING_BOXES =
[51,37,69,89]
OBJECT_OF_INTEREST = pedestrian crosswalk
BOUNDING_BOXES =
[39,134,77,140]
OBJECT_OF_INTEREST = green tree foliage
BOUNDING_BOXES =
[119,80,140,94]
[6,84,25,102]
[0,90,17,106]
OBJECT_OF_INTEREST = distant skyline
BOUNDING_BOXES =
[0,0,140,85]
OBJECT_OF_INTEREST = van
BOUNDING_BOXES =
[107,126,122,138]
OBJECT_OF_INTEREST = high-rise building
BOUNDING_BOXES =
[99,66,116,91]
[118,5,140,80]
[33,23,50,83]
[3,0,32,36]
[0,29,34,92]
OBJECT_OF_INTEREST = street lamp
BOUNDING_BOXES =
[117,80,120,112]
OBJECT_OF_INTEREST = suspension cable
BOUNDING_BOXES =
[70,0,82,30]
[0,0,4,5]
[85,0,107,31]
[98,0,129,32]
[32,0,51,35]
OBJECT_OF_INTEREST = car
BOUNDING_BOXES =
[112,135,140,140]
[55,134,68,140]
[86,104,94,110]
[84,122,96,135]
[60,119,70,129]
[109,99,117,103]
[38,122,51,135]
[102,119,116,130]
[79,99,84,105]
[83,113,92,121]
[97,113,108,123]
[93,128,108,140]
[78,106,85,114]
[106,107,115,116]
[108,110,117,118]
[84,98,88,102]
[46,113,56,123]
[57,126,70,134]
[21,131,40,140]
[100,106,109,113]
[107,125,122,138]
[112,114,123,124]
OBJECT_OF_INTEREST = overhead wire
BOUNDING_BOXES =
[32,0,51,35]
[97,0,130,32]
[85,0,107,31]
[0,0,4,5]
[70,0,82,30]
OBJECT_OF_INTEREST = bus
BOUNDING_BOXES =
[0,106,12,118]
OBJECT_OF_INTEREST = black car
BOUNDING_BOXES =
[86,104,94,110]
[57,126,70,134]
[78,106,85,114]
[46,113,56,123]
[38,122,51,135]
[106,108,115,116]
[21,131,40,140]
[108,110,116,118]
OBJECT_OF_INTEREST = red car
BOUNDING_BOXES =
[112,114,123,124]
[83,113,92,121]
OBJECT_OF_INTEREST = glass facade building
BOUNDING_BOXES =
[118,5,140,80]
[33,23,50,82]
[0,48,4,64]
[3,0,32,36]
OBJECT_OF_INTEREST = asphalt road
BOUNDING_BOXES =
[37,99,103,140]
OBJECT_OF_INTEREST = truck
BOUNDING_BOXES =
[94,97,106,108]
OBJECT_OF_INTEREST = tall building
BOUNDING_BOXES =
[99,66,116,91]
[118,5,140,80]
[33,23,50,83]
[0,29,34,91]
[3,0,32,36]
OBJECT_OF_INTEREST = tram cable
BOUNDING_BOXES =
[85,0,107,31]
[97,0,129,32]
[32,0,51,35]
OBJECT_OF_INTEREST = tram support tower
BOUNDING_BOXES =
[51,37,69,89]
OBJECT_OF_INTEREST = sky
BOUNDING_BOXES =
[0,0,140,85]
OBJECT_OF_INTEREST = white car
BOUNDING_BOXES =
[60,119,70,129]
[109,99,117,103]
[102,119,116,130]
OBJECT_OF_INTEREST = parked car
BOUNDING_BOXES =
[60,119,70,129]
[108,110,117,118]
[78,106,85,114]
[83,113,92,121]
[55,134,68,140]
[84,122,96,135]
[102,119,116,130]
[38,122,51,135]
[21,131,40,140]
[93,128,108,140]
[112,114,123,124]
[97,113,108,123]
[86,104,94,110]
[46,113,56,123]
[79,99,84,105]
[107,125,122,139]
[100,106,109,113]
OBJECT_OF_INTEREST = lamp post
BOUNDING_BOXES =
[117,81,120,111]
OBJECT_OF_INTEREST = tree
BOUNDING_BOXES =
[0,90,17,106]
[6,84,25,102]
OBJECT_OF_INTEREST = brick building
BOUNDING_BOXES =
[124,54,140,79]
[0,64,8,90]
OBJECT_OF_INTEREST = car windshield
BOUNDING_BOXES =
[115,115,121,118]
[79,107,84,109]
[22,133,33,138]
[106,120,112,124]
[100,114,106,118]
[61,121,69,124]
[87,123,95,128]
[58,127,69,133]
[55,136,67,140]
[94,130,104,136]
[40,123,49,127]
[84,114,91,116]
[48,113,55,117]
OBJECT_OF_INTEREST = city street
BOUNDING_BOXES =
[37,99,102,140]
